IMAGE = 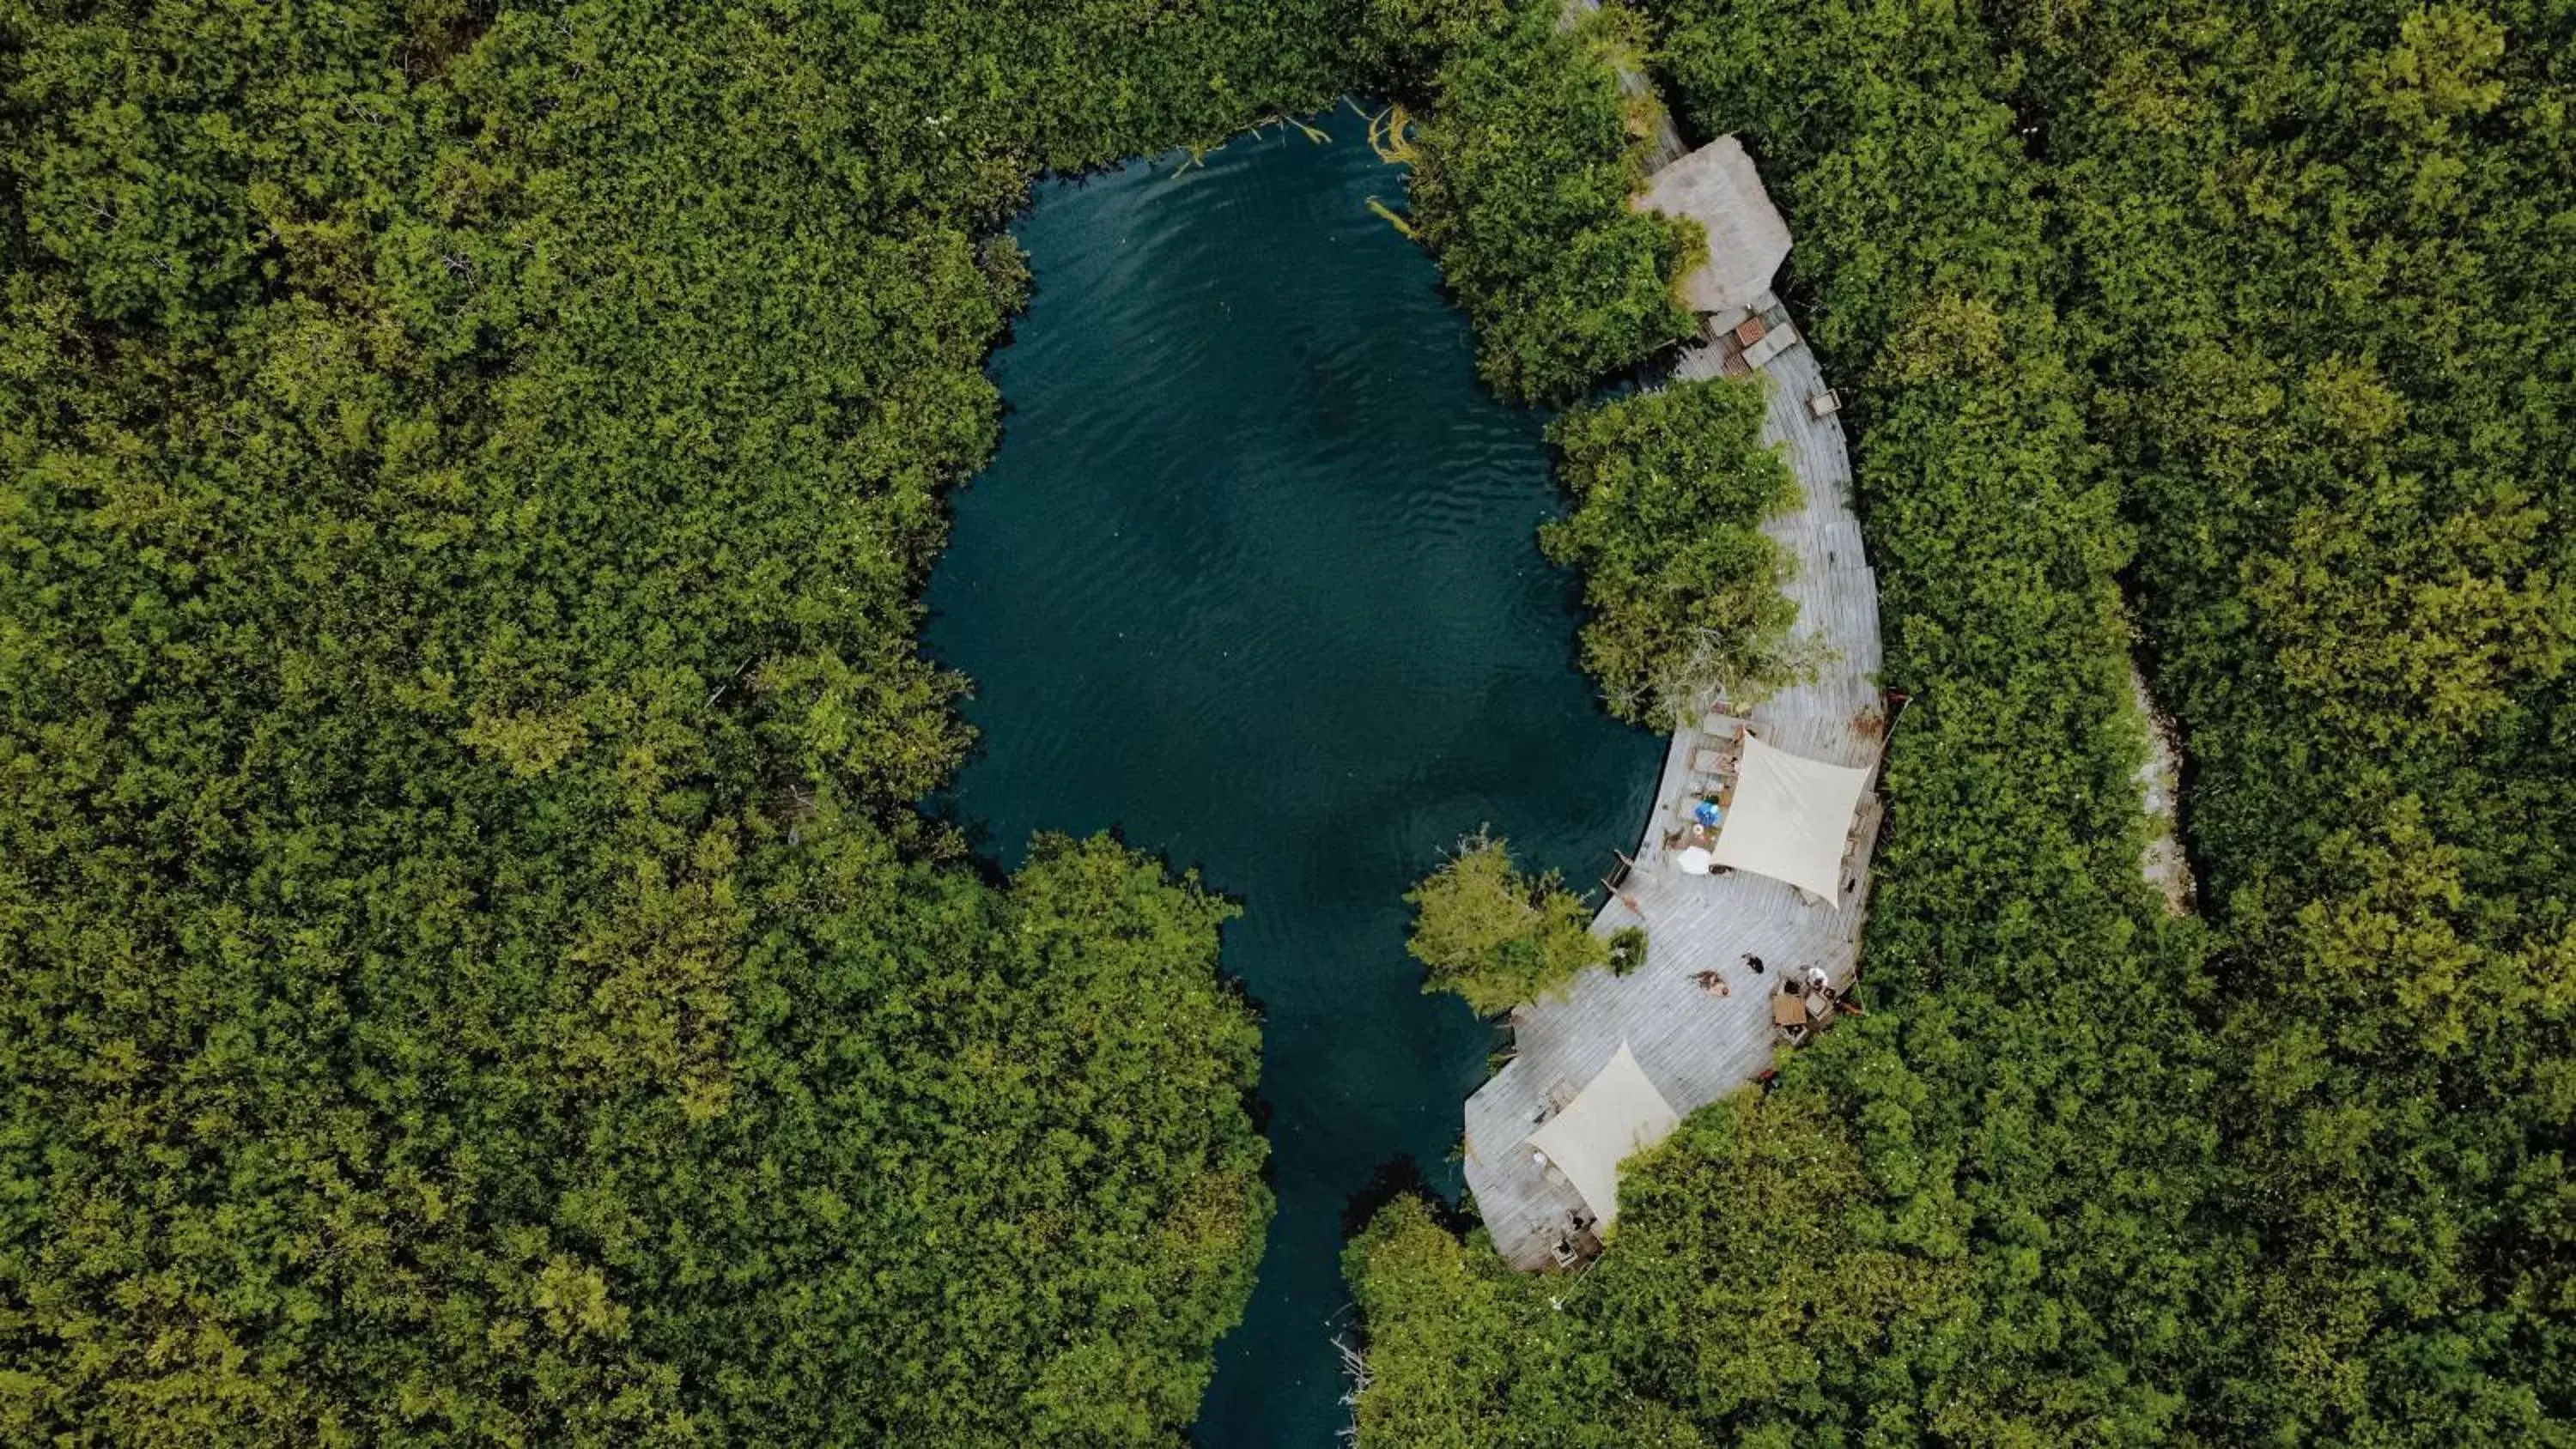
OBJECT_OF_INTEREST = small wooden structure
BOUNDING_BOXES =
[1630,136,1795,324]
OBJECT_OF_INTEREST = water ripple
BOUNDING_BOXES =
[920,120,1661,1449]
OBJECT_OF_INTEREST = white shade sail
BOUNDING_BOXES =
[1523,1042,1680,1225]
[1708,732,1873,900]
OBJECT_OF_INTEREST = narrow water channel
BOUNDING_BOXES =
[922,119,1661,1446]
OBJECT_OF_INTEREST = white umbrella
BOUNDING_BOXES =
[1674,845,1714,876]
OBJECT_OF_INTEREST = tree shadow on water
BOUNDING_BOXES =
[1340,1155,1474,1241]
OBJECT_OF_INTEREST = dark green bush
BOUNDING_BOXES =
[1542,377,1801,724]
[1606,925,1649,975]
[1403,1,1699,403]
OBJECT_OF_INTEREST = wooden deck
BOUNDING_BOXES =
[1460,294,1886,1271]
[1449,0,1889,1274]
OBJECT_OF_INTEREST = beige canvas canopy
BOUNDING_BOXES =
[1523,1042,1680,1225]
[1709,732,1873,900]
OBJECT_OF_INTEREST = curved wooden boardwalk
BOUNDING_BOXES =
[1460,300,1885,1269]
[1455,24,1886,1266]
[1452,2,2208,1268]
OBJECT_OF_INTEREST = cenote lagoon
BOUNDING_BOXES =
[924,120,1662,1444]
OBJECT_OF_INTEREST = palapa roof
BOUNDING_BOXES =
[1631,135,1793,318]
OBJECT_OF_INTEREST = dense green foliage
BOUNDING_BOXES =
[1351,1086,1966,1446]
[1355,0,2576,1441]
[1605,924,1648,976]
[0,0,1373,1440]
[1403,834,1607,1014]
[1357,1,2215,1435]
[1541,378,1801,724]
[1397,0,1698,403]
[2008,0,2576,1436]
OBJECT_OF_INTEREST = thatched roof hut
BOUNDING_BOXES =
[1631,135,1792,321]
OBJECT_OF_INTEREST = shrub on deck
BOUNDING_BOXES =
[1541,377,1802,725]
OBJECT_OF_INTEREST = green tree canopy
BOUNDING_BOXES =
[1404,833,1607,1015]
[0,0,1354,1440]
[1346,1085,1971,1447]
[1394,0,1698,403]
[1541,377,1803,724]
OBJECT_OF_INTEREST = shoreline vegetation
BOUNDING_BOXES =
[1404,832,1608,1016]
[1393,0,1700,403]
[1348,0,2574,1444]
[0,3,1363,1440]
[1540,380,1805,727]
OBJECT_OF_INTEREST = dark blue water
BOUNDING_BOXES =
[922,119,1661,1446]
